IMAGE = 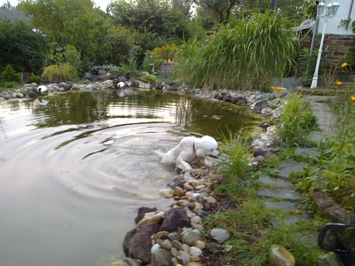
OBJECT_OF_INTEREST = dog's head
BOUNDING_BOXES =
[194,136,220,158]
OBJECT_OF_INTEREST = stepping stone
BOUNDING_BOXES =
[258,175,294,189]
[294,147,318,157]
[274,159,308,179]
[263,200,298,211]
[270,214,311,226]
[257,188,300,201]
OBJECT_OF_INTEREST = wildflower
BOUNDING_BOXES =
[336,80,343,86]
[341,62,348,68]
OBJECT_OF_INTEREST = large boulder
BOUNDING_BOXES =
[123,222,160,264]
[159,208,190,232]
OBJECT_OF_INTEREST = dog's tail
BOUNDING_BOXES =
[154,150,175,165]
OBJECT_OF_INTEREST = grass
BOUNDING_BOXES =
[204,94,342,264]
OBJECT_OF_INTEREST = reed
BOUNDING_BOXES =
[174,12,298,91]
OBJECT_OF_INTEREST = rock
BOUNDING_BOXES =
[186,262,203,266]
[181,228,201,246]
[135,207,158,224]
[123,257,141,266]
[316,252,343,266]
[123,222,160,265]
[172,240,183,250]
[210,228,231,244]
[151,248,172,266]
[151,243,161,254]
[190,216,202,224]
[173,186,185,197]
[154,231,170,240]
[160,208,190,232]
[137,212,164,227]
[159,188,174,199]
[177,251,191,264]
[253,100,268,113]
[205,242,221,253]
[168,232,182,241]
[269,244,295,266]
[189,246,202,256]
[194,240,206,250]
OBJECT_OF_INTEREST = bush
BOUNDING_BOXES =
[27,75,42,84]
[140,74,157,84]
[1,64,20,82]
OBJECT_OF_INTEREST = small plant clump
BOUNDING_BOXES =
[140,74,157,84]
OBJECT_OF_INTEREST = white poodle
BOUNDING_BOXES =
[161,135,220,172]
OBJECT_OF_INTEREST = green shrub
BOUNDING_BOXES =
[140,74,157,84]
[27,75,42,84]
[1,64,20,82]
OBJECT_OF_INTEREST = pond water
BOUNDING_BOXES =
[0,89,263,266]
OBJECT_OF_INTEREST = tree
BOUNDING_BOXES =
[193,0,240,24]
[19,0,113,68]
[107,0,192,65]
[0,0,15,9]
[0,19,48,73]
[108,0,191,40]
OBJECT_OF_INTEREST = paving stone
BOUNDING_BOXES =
[263,200,298,211]
[270,214,311,226]
[274,159,308,179]
[258,174,294,188]
[257,187,300,201]
[294,147,318,157]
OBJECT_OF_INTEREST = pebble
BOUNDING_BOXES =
[159,188,174,198]
[210,228,231,244]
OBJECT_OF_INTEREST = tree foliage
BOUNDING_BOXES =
[0,19,48,73]
[19,0,113,67]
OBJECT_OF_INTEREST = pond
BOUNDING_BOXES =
[0,89,263,266]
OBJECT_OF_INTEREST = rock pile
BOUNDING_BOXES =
[122,169,233,266]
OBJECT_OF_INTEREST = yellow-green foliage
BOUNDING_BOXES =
[152,44,179,61]
[42,63,78,82]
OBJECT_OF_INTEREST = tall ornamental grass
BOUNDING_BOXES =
[175,12,298,91]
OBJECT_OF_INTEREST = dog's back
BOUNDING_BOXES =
[160,136,195,165]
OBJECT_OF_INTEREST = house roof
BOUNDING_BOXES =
[0,9,31,21]
[292,19,316,32]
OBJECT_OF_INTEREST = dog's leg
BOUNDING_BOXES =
[175,156,192,172]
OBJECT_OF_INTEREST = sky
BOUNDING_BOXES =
[0,0,111,11]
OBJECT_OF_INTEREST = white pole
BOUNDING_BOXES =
[310,20,327,89]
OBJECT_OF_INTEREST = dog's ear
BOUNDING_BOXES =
[195,148,205,158]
